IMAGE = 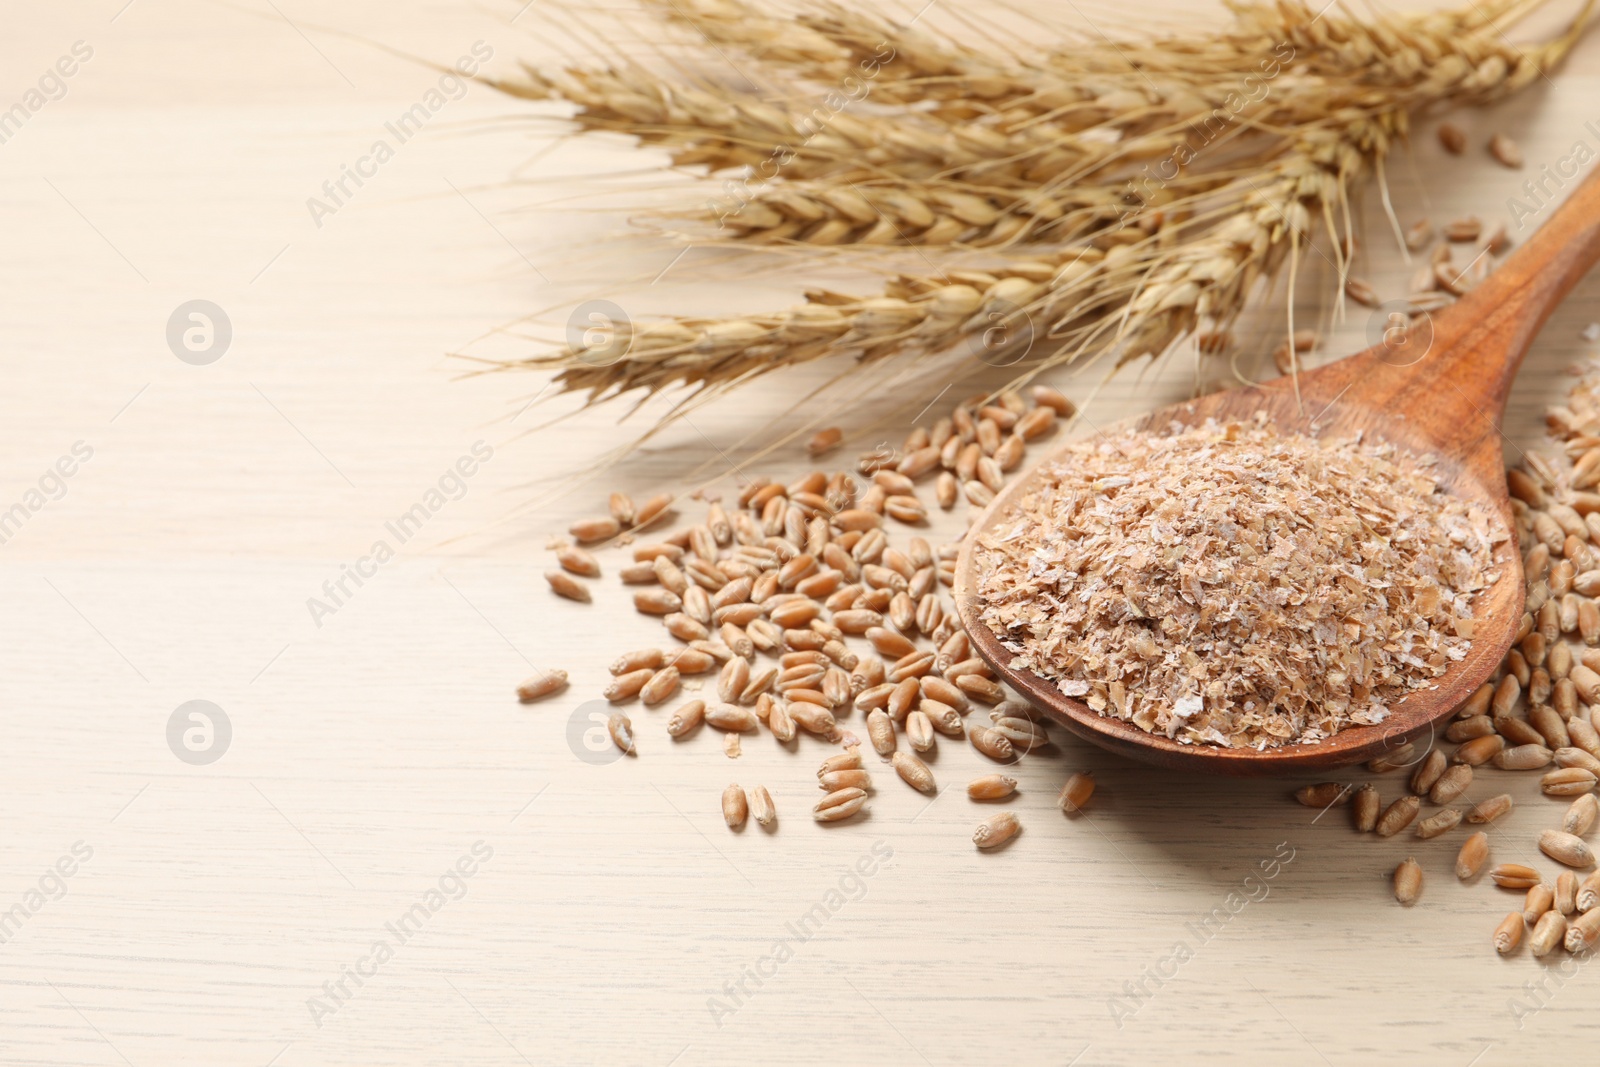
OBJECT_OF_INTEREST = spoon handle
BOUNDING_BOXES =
[1429,163,1600,421]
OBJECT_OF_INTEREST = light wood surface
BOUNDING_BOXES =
[4,2,1600,1064]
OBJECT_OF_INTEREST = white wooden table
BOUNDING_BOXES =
[4,1,1600,1063]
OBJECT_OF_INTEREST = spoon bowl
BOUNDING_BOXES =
[954,167,1600,776]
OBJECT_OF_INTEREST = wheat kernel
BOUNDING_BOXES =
[1494,715,1544,746]
[1493,743,1553,770]
[634,589,682,615]
[767,702,796,742]
[722,784,748,828]
[1577,871,1600,911]
[814,787,866,822]
[1530,910,1567,957]
[1353,784,1380,832]
[1457,831,1490,879]
[888,651,936,683]
[1492,674,1521,716]
[1294,782,1352,807]
[632,493,674,528]
[652,556,691,598]
[817,747,862,776]
[1415,808,1461,839]
[1489,132,1524,169]
[667,700,705,738]
[1453,734,1504,766]
[640,666,681,705]
[604,669,652,703]
[1410,749,1447,794]
[1539,829,1596,869]
[545,570,592,603]
[611,649,664,675]
[1344,278,1380,308]
[991,715,1048,750]
[1556,870,1579,915]
[1491,863,1542,889]
[633,542,682,563]
[818,769,871,791]
[1446,716,1495,742]
[867,708,895,756]
[1466,793,1514,824]
[1565,908,1600,952]
[974,811,1021,849]
[1554,746,1600,776]
[1404,219,1434,252]
[1393,857,1423,905]
[1562,793,1599,835]
[516,670,568,703]
[1493,912,1524,955]
[1375,795,1421,837]
[1031,386,1074,415]
[1461,681,1495,718]
[892,750,937,794]
[717,658,750,703]
[1542,767,1598,795]
[706,704,758,732]
[788,702,839,739]
[919,676,969,711]
[807,427,843,456]
[747,785,776,828]
[885,678,921,722]
[968,774,1018,800]
[969,725,1015,762]
[1057,772,1095,813]
[867,626,916,659]
[955,674,1004,703]
[556,545,600,577]
[570,516,620,543]
[607,713,636,755]
[664,613,708,642]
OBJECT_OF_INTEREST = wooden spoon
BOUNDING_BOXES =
[955,166,1600,776]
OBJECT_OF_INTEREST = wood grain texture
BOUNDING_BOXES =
[3,2,1600,1065]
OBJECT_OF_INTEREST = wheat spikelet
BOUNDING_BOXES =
[667,175,1170,248]
[510,136,1328,397]
[645,0,1029,110]
[502,0,1592,405]
[506,0,1585,251]
[647,0,1554,120]
[524,130,1347,400]
[488,52,1029,184]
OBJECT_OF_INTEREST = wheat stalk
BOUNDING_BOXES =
[646,0,1553,120]
[519,130,1349,400]
[504,0,1586,251]
[643,0,1029,111]
[483,62,966,181]
[497,0,1592,407]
